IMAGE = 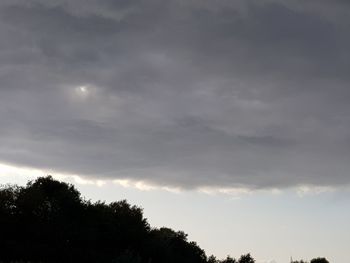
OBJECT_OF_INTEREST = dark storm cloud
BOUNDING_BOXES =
[1,0,350,189]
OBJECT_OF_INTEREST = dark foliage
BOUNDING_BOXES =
[310,258,330,263]
[0,176,206,263]
[0,176,328,263]
[221,255,237,263]
[238,253,255,263]
[293,258,330,263]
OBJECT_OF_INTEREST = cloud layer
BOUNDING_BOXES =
[1,0,350,189]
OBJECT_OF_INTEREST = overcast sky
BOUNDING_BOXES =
[1,1,350,262]
[1,0,350,190]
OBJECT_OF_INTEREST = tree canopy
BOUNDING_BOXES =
[293,258,330,263]
[0,176,329,263]
[310,258,330,263]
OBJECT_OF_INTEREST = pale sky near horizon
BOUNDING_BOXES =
[1,164,349,263]
[1,0,350,262]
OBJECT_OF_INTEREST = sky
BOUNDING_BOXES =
[0,0,350,262]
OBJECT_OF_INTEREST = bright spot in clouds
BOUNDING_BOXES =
[75,85,90,97]
[79,86,87,93]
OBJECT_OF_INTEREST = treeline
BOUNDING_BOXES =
[292,259,329,263]
[0,176,328,263]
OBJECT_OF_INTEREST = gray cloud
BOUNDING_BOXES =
[0,0,350,189]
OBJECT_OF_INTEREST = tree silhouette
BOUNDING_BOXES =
[221,255,237,263]
[0,176,206,263]
[0,176,330,263]
[310,258,329,263]
[292,258,329,263]
[208,255,219,263]
[238,253,255,263]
